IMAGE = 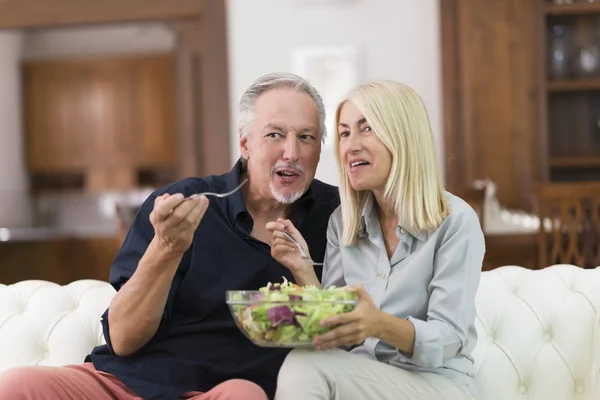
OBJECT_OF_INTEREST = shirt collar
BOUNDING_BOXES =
[360,193,428,242]
[225,159,316,226]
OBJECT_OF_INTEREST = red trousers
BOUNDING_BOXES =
[0,362,267,400]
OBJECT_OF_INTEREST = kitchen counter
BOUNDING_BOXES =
[0,225,118,242]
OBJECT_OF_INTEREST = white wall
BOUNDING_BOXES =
[0,31,31,227]
[226,0,442,186]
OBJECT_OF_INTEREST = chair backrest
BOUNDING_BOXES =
[447,183,487,230]
[534,182,600,269]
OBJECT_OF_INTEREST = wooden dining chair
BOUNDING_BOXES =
[534,182,600,269]
[446,183,487,230]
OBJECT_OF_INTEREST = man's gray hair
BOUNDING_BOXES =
[237,72,327,142]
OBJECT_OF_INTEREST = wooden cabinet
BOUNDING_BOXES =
[24,60,89,172]
[23,54,178,191]
[134,56,178,168]
[443,0,600,211]
[541,1,600,183]
[441,0,540,211]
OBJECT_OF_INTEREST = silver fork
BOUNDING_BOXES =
[281,230,324,266]
[183,178,248,200]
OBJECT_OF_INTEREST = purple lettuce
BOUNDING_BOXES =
[267,305,295,326]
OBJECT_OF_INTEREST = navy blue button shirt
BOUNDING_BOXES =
[87,161,340,400]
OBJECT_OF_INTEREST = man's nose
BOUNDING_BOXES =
[282,135,300,161]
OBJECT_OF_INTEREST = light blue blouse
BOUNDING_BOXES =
[322,192,485,398]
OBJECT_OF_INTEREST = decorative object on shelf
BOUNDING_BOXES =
[549,24,573,78]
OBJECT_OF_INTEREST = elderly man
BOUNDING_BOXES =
[0,73,339,400]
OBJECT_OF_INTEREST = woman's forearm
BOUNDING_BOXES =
[375,311,416,355]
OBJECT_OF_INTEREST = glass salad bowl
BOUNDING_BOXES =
[226,280,358,348]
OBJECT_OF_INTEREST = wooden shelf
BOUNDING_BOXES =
[550,155,600,168]
[545,2,600,16]
[548,78,600,92]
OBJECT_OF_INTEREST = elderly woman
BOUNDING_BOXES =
[267,80,484,400]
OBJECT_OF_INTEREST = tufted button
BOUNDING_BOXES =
[576,386,584,394]
[518,386,527,394]
[543,334,552,342]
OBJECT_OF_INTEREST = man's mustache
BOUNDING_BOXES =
[270,163,305,176]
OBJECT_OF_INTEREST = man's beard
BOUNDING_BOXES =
[269,162,306,204]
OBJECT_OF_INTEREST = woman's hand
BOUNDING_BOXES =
[266,218,312,276]
[313,285,385,350]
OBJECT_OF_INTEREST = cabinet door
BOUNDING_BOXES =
[132,54,178,168]
[442,0,540,211]
[85,58,136,169]
[23,61,89,172]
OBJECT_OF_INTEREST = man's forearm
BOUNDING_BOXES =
[294,268,322,288]
[108,237,184,356]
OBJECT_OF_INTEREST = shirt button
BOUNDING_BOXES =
[400,228,406,234]
[518,386,526,394]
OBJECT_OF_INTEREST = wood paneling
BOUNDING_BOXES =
[0,238,120,285]
[197,0,232,176]
[441,0,540,211]
[484,233,538,271]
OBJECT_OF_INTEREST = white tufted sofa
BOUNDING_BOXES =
[0,265,599,400]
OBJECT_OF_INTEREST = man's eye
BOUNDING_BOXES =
[300,134,316,141]
[266,132,282,138]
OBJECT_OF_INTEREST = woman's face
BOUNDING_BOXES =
[337,101,392,193]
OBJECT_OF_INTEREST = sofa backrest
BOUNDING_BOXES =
[1,265,599,399]
[473,265,600,400]
[0,279,114,370]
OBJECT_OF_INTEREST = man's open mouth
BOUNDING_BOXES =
[276,170,299,177]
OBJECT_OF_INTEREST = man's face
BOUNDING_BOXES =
[240,88,321,204]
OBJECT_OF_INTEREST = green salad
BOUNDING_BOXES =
[229,278,358,346]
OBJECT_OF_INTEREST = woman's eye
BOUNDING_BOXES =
[362,126,372,133]
[339,131,350,138]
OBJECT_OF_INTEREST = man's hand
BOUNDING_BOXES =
[150,193,209,256]
[266,218,312,275]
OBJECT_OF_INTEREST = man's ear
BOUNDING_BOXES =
[239,132,250,160]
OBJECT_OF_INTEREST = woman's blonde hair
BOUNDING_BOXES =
[333,80,450,246]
